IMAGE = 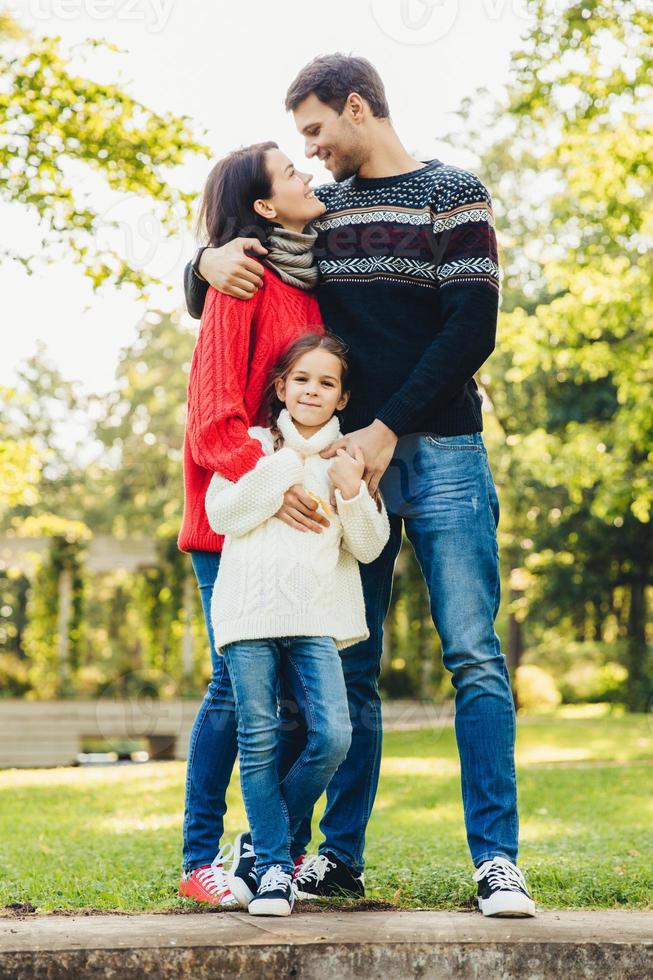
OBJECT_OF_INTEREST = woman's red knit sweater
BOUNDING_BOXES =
[177,270,324,554]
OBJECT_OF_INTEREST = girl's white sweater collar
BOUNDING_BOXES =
[276,408,341,455]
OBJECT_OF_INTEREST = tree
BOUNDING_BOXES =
[1,314,206,697]
[0,387,41,522]
[91,311,200,685]
[474,0,653,708]
[94,310,196,538]
[0,13,208,292]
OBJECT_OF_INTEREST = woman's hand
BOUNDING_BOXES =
[275,484,330,533]
[327,446,365,500]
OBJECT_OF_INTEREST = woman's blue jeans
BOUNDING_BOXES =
[223,635,351,876]
[182,550,238,872]
[184,432,519,873]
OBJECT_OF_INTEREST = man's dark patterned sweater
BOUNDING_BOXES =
[184,159,500,438]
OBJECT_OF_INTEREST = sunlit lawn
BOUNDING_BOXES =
[1,714,652,913]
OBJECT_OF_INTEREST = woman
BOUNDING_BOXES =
[177,141,331,905]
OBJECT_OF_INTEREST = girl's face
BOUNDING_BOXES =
[275,348,349,438]
[253,148,326,232]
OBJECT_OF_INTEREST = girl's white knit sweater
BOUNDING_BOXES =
[205,408,391,652]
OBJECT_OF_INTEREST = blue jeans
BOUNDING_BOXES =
[182,553,317,870]
[279,433,518,871]
[223,636,351,876]
[184,432,518,872]
[183,552,311,870]
[182,550,238,871]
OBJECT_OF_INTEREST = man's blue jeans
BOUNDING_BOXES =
[279,433,518,872]
[184,433,518,873]
[223,635,351,876]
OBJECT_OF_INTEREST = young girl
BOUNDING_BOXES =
[204,333,390,916]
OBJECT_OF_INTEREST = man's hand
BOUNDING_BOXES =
[321,420,398,497]
[275,484,330,533]
[199,238,268,300]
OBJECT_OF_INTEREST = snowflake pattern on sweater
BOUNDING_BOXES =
[313,162,500,291]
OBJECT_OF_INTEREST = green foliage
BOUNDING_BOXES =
[560,661,628,704]
[461,0,653,709]
[132,540,190,684]
[94,311,195,538]
[1,316,208,699]
[501,0,653,522]
[22,531,88,698]
[0,653,31,696]
[0,387,41,520]
[0,14,209,292]
[514,664,562,714]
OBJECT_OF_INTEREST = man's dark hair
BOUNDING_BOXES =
[285,53,390,118]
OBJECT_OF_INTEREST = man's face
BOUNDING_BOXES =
[293,93,367,182]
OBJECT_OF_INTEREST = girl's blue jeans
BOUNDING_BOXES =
[223,635,351,876]
[183,432,518,874]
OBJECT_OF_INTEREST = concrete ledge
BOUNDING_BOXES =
[1,910,652,979]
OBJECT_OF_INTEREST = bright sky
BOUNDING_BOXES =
[3,0,534,396]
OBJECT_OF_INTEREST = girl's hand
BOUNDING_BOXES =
[320,420,398,497]
[327,445,365,500]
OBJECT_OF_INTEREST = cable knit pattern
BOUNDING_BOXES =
[205,410,391,652]
[178,270,323,553]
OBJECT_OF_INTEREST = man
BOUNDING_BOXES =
[185,54,534,917]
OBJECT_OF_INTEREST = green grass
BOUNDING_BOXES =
[1,714,651,913]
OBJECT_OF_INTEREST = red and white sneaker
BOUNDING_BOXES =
[179,845,239,908]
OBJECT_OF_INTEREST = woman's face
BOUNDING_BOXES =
[276,348,349,437]
[253,148,326,232]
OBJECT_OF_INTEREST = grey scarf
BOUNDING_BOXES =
[264,226,319,291]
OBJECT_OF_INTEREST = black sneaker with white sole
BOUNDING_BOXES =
[228,831,258,908]
[293,851,365,900]
[474,857,536,917]
[248,865,295,916]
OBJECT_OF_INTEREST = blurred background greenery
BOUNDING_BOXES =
[0,0,651,715]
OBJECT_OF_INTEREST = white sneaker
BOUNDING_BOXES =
[473,857,536,917]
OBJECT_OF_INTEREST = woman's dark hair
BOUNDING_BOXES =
[285,54,390,118]
[263,333,351,450]
[196,141,279,246]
